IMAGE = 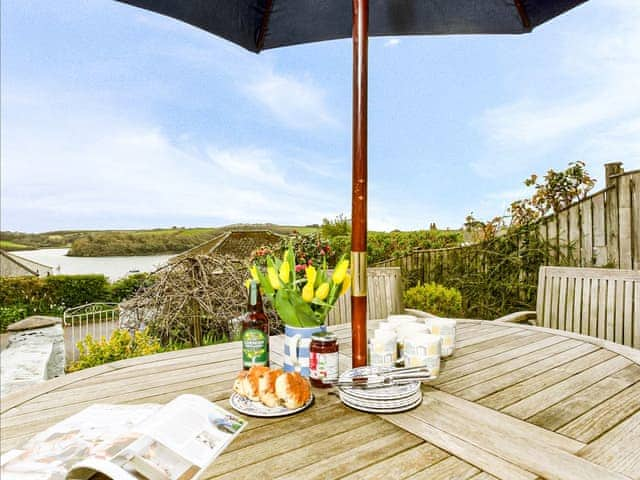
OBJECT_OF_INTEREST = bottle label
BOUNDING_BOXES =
[242,328,268,367]
[310,351,338,382]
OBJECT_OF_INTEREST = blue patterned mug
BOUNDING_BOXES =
[283,325,326,377]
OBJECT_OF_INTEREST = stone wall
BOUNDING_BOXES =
[0,316,65,396]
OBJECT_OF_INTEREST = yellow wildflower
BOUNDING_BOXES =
[340,274,351,296]
[306,265,317,286]
[302,283,314,302]
[244,279,251,290]
[279,261,290,284]
[315,282,330,300]
[332,259,349,284]
[267,266,280,290]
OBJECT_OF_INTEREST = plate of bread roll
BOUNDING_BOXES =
[231,366,314,417]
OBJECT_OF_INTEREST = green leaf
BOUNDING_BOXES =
[254,267,273,296]
[289,293,321,327]
[275,289,302,327]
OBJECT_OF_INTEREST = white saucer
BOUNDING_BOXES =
[230,393,314,417]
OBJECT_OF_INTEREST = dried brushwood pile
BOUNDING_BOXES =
[122,254,279,346]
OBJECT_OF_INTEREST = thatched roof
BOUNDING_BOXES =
[170,230,283,263]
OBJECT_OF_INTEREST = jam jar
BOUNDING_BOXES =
[309,331,339,387]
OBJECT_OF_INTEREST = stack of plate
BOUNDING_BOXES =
[337,366,423,413]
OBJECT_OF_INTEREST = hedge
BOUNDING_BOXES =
[0,273,151,331]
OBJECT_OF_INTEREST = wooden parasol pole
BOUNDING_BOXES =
[351,0,368,367]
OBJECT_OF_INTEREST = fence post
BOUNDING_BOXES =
[605,162,623,187]
[604,162,622,266]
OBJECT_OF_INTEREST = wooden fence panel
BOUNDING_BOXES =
[616,174,633,270]
[558,210,569,262]
[568,205,581,264]
[591,192,607,266]
[580,198,593,266]
[605,185,620,266]
[547,217,558,264]
[370,169,638,339]
[632,174,640,270]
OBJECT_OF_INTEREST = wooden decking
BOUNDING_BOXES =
[2,320,639,480]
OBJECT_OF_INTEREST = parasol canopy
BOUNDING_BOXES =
[116,1,587,52]
[114,0,589,367]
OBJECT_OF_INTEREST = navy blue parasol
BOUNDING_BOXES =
[115,0,589,366]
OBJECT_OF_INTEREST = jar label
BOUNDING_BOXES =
[310,351,338,381]
[242,328,268,367]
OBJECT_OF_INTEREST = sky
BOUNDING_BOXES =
[1,0,639,233]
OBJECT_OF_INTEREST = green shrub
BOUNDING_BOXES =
[0,305,28,331]
[403,282,463,318]
[109,273,152,302]
[44,275,110,310]
[0,274,112,331]
[321,214,351,239]
[67,328,163,372]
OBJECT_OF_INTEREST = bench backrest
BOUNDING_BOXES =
[536,266,640,348]
[326,267,403,326]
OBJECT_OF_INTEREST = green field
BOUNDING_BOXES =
[0,240,32,251]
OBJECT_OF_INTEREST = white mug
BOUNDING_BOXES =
[427,318,456,357]
[370,329,397,368]
[404,333,441,376]
[396,322,430,359]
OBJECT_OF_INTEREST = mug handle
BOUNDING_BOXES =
[289,334,302,368]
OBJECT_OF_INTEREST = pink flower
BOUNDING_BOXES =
[295,264,306,273]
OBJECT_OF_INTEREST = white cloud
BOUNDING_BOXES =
[472,0,640,177]
[384,38,401,47]
[0,87,343,231]
[141,38,340,132]
[243,70,339,130]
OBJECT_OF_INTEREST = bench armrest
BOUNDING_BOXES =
[495,311,537,325]
[404,308,438,319]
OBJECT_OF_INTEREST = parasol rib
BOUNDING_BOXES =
[514,0,532,30]
[256,0,274,52]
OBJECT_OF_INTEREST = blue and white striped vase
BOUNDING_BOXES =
[283,325,326,377]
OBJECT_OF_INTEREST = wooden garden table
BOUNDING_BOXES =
[2,319,639,480]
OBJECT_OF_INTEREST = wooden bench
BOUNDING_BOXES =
[326,267,434,325]
[498,266,640,349]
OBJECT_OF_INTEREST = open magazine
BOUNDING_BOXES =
[1,395,246,480]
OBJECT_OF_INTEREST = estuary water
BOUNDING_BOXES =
[11,248,173,280]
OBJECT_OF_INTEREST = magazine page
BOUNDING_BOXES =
[0,404,161,480]
[98,395,247,480]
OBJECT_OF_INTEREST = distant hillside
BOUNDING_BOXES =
[0,230,90,250]
[0,225,318,256]
[68,225,318,256]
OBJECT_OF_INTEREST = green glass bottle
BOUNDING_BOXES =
[242,280,269,369]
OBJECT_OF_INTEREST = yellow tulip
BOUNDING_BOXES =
[302,283,314,302]
[340,274,351,296]
[244,279,251,290]
[249,266,259,282]
[315,282,330,300]
[332,259,349,284]
[279,261,290,284]
[267,266,280,290]
[306,265,317,286]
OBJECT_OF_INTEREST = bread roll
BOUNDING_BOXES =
[233,371,249,397]
[258,368,284,408]
[275,372,312,409]
[241,366,270,401]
